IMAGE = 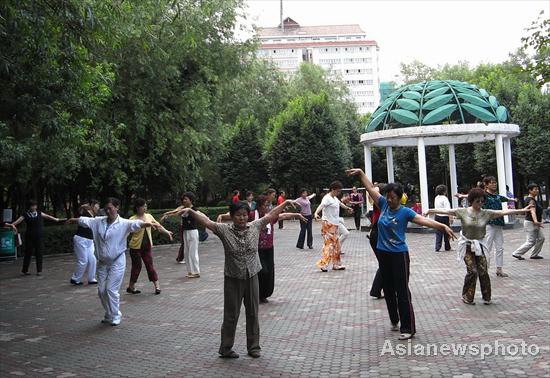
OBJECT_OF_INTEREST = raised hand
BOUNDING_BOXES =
[346,168,364,177]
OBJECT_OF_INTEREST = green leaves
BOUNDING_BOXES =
[422,94,453,110]
[496,106,508,122]
[457,93,491,107]
[422,104,458,124]
[390,109,419,125]
[367,111,387,132]
[402,91,422,100]
[488,96,499,108]
[396,99,420,111]
[424,86,448,99]
[461,103,497,122]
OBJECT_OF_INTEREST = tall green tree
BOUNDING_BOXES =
[267,91,351,195]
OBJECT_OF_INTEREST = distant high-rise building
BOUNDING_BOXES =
[257,17,381,114]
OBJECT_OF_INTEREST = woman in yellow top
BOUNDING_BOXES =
[126,198,173,295]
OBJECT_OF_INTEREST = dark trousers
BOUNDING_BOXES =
[369,227,383,297]
[296,215,313,248]
[353,206,362,230]
[22,236,42,273]
[129,244,158,283]
[378,250,416,334]
[258,247,274,299]
[462,245,491,302]
[219,274,260,355]
[176,225,184,262]
[278,220,284,229]
[434,215,451,251]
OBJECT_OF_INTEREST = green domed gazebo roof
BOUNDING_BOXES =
[366,80,509,132]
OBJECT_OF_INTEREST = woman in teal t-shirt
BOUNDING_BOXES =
[347,169,456,341]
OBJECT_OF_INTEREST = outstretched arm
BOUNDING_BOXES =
[42,212,63,222]
[160,206,185,222]
[263,200,296,225]
[307,193,316,200]
[423,208,457,217]
[488,204,533,220]
[6,216,24,231]
[176,208,217,231]
[412,214,457,240]
[314,202,325,220]
[346,169,381,207]
[278,212,308,222]
[216,212,231,223]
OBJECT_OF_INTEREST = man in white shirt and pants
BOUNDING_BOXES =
[67,198,157,326]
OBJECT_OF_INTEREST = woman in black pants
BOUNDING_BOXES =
[347,169,456,340]
[8,200,62,275]
[433,184,452,252]
[350,187,364,230]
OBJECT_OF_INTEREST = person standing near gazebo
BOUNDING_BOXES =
[512,183,545,260]
[482,176,517,277]
[350,187,364,231]
[347,168,456,340]
[433,185,452,252]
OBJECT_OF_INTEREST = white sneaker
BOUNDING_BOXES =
[111,318,121,326]
[398,333,413,340]
[177,260,186,264]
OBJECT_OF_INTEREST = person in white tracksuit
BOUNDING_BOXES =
[70,200,100,285]
[67,197,157,326]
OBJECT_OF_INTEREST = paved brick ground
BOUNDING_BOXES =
[1,220,549,377]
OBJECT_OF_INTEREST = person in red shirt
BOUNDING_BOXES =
[232,190,240,204]
[277,191,286,229]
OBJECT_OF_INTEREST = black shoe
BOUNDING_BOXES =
[512,254,525,260]
[260,297,269,304]
[219,351,239,359]
[126,287,141,294]
[155,288,161,295]
[308,246,313,249]
[22,272,30,276]
[70,279,83,286]
[88,280,98,285]
[530,256,543,259]
[248,350,261,358]
[296,246,304,249]
[36,272,41,276]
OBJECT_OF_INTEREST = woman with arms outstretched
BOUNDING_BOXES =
[347,169,456,340]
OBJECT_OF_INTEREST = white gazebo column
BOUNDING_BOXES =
[364,144,372,180]
[495,134,508,220]
[364,144,373,213]
[503,138,514,196]
[386,146,394,183]
[448,144,458,209]
[417,137,429,216]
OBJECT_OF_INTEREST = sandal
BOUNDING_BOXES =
[126,287,141,294]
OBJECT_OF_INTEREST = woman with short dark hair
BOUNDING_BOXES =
[70,200,100,285]
[426,188,532,306]
[127,198,173,295]
[8,200,63,276]
[313,181,353,272]
[512,184,545,260]
[348,169,456,340]
[178,199,295,358]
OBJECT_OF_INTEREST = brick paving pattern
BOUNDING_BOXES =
[0,220,549,377]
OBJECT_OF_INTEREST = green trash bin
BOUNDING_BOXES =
[0,228,16,259]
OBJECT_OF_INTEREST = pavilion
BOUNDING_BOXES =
[361,80,520,216]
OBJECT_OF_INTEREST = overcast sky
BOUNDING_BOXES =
[243,0,548,82]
